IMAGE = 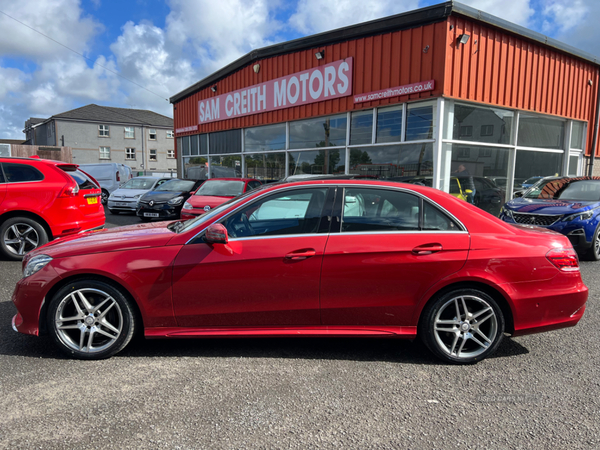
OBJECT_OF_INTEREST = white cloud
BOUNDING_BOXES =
[542,0,588,34]
[289,0,419,34]
[0,0,103,60]
[458,0,534,27]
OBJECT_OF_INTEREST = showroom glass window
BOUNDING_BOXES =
[406,104,434,141]
[245,153,286,182]
[350,110,373,145]
[376,105,402,143]
[289,115,347,149]
[289,149,346,176]
[452,104,513,145]
[348,144,433,179]
[245,124,286,152]
[210,155,242,178]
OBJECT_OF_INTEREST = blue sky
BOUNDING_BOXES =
[0,0,595,139]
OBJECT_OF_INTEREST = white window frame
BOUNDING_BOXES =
[149,149,158,161]
[167,149,175,159]
[167,130,175,139]
[99,124,109,137]
[149,129,157,140]
[126,148,136,160]
[124,127,135,139]
[99,146,111,159]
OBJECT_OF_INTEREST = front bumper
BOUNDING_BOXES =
[137,203,181,219]
[107,199,138,212]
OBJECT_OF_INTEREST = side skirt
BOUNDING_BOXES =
[145,326,417,339]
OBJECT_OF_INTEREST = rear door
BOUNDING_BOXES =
[320,186,470,327]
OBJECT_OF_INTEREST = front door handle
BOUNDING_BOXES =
[285,249,316,260]
[412,243,443,255]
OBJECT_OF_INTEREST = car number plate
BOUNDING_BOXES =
[87,197,99,205]
[116,202,129,207]
[144,213,160,218]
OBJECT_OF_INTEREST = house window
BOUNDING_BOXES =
[124,127,135,139]
[480,125,494,136]
[167,130,174,139]
[167,149,175,159]
[99,146,111,159]
[149,129,157,140]
[149,149,157,161]
[126,148,136,160]
[459,125,473,138]
[480,148,492,157]
[457,147,471,158]
[99,125,109,137]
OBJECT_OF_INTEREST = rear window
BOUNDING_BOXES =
[1,163,44,183]
[525,178,600,201]
[195,180,245,196]
[67,169,99,190]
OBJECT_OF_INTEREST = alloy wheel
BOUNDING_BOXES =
[433,294,498,360]
[54,288,124,354]
[3,223,40,256]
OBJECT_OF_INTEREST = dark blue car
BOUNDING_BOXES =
[499,177,600,260]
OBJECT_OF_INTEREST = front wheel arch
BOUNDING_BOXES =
[39,274,144,337]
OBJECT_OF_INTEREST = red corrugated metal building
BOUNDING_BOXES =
[170,0,600,202]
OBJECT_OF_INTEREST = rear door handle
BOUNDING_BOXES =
[412,243,443,255]
[285,249,316,260]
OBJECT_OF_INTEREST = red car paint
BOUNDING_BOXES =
[180,178,260,220]
[0,157,104,240]
[12,180,587,352]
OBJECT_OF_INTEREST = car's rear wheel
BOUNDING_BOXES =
[419,288,505,364]
[47,280,137,360]
[0,217,49,261]
[101,189,109,205]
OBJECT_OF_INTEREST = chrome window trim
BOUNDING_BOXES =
[185,182,469,244]
[228,233,324,242]
[329,230,469,237]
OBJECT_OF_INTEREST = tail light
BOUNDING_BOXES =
[546,247,580,272]
[58,179,79,197]
[116,172,120,182]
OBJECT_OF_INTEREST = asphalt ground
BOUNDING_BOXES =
[0,207,599,449]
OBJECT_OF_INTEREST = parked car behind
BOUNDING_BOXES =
[0,157,104,260]
[136,179,204,221]
[12,179,587,363]
[500,176,600,260]
[180,178,261,220]
[107,176,172,214]
[78,163,132,204]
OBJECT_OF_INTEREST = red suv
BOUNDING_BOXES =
[0,157,104,260]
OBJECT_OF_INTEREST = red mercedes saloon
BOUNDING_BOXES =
[11,179,587,363]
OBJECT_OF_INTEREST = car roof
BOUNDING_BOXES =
[204,177,257,182]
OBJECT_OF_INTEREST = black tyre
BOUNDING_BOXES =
[583,223,600,261]
[0,217,49,261]
[101,189,109,205]
[47,280,137,360]
[419,288,505,364]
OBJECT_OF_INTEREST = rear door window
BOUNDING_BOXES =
[2,163,44,183]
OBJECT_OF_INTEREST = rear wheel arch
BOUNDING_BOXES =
[417,281,515,335]
[0,210,53,240]
[39,274,144,337]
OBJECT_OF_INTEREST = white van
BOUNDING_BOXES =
[79,163,133,204]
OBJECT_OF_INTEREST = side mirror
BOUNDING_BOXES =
[205,223,229,244]
[513,191,523,198]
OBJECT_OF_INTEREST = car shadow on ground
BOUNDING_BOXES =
[0,301,529,364]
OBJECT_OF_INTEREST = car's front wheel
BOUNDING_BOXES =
[419,288,505,364]
[0,217,49,261]
[584,223,600,261]
[101,189,109,205]
[47,280,137,360]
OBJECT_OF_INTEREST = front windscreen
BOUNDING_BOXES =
[121,178,157,190]
[524,179,600,201]
[195,180,245,197]
[157,179,196,192]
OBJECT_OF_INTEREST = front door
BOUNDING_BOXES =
[320,187,470,326]
[172,187,332,327]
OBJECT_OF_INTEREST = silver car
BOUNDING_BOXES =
[107,176,171,214]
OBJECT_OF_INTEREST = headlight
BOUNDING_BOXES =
[134,194,142,199]
[183,201,193,209]
[23,255,53,278]
[168,196,184,205]
[500,206,513,218]
[563,210,594,222]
